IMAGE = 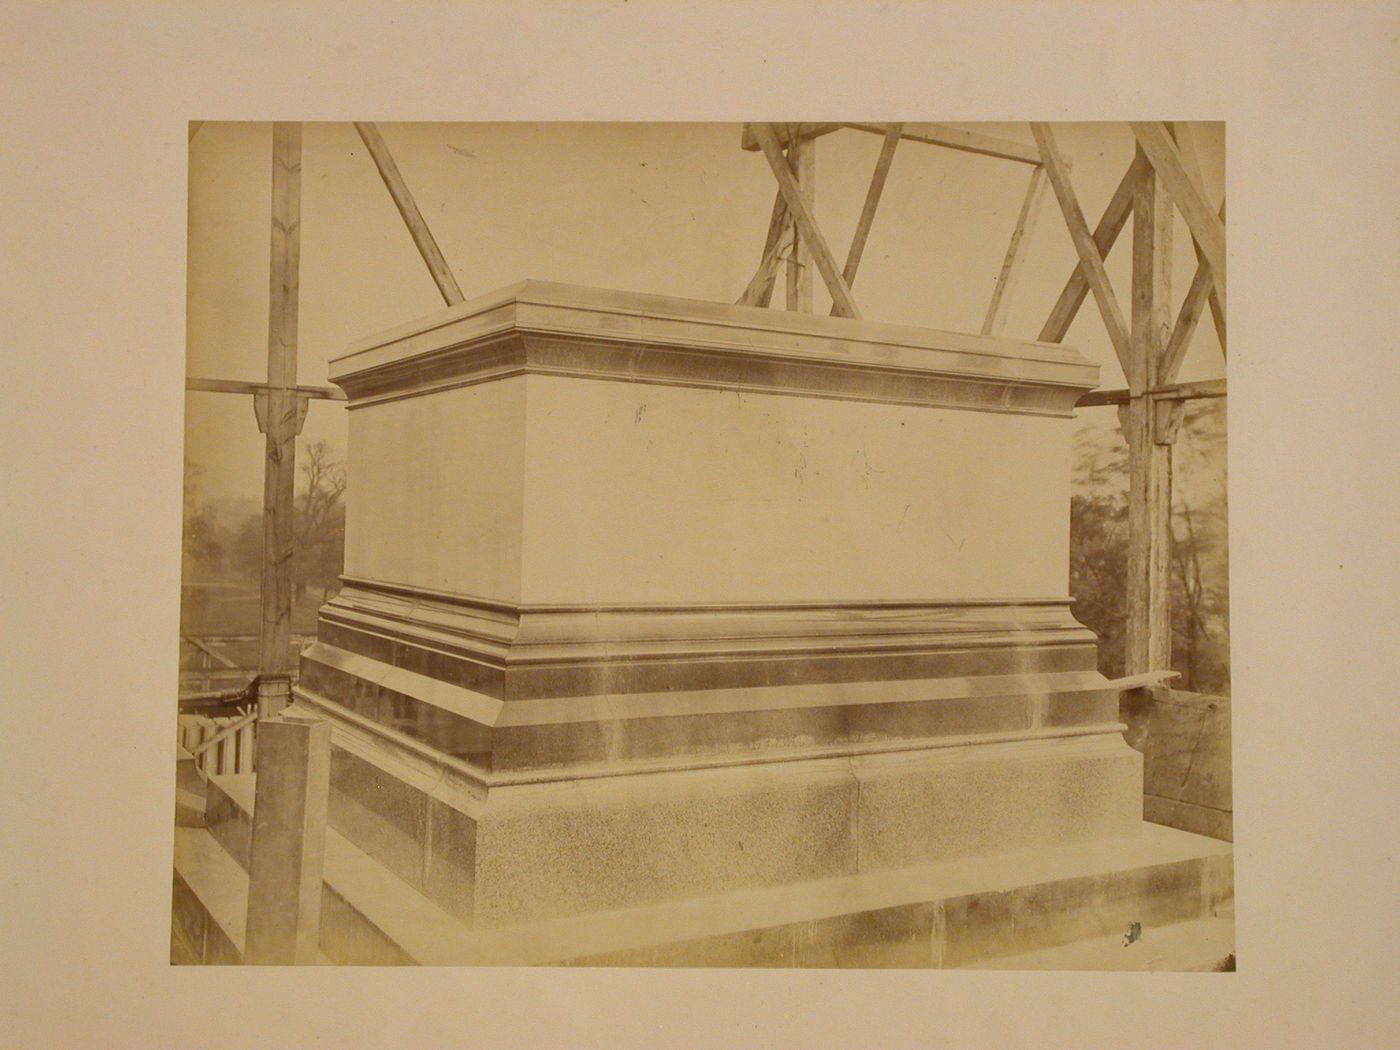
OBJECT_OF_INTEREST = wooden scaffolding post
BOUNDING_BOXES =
[1122,145,1179,678]
[244,715,331,964]
[255,122,306,680]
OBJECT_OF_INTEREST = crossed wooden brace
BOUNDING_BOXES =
[1032,121,1226,384]
[736,120,1225,382]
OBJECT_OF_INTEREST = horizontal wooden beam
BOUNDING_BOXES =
[741,122,1043,166]
[843,123,1042,166]
[751,123,862,319]
[186,376,346,401]
[740,123,846,151]
[1075,378,1226,408]
[1103,670,1180,691]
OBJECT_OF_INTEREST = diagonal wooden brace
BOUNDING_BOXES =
[751,123,862,319]
[1031,123,1132,374]
[737,188,791,307]
[1130,122,1226,290]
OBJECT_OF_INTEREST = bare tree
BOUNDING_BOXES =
[1070,402,1229,695]
[182,458,222,572]
[294,441,348,604]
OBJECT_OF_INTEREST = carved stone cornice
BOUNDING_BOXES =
[329,280,1099,416]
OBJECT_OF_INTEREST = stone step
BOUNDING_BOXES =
[969,915,1235,972]
[172,825,335,965]
[546,822,1232,968]
[175,746,207,828]
[194,769,1232,967]
[205,772,474,965]
[172,825,249,964]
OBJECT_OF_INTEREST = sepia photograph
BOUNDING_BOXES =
[174,120,1232,969]
[6,3,1397,1046]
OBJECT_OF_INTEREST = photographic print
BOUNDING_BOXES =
[172,120,1231,969]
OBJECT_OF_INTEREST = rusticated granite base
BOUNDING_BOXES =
[288,579,1143,928]
[288,680,1141,928]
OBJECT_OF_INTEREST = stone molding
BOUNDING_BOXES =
[319,576,1101,696]
[328,280,1099,416]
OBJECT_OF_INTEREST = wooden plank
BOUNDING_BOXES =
[1037,152,1147,343]
[189,710,258,758]
[1169,123,1226,357]
[838,123,902,296]
[1157,378,1227,401]
[1105,670,1181,691]
[742,121,1041,166]
[751,124,862,319]
[354,122,465,307]
[257,123,302,678]
[1075,378,1226,408]
[736,189,790,307]
[181,633,239,669]
[1159,200,1227,383]
[186,376,346,401]
[786,134,815,312]
[740,122,844,151]
[1124,147,1176,678]
[1030,123,1132,373]
[1132,144,1174,394]
[981,164,1047,335]
[1130,122,1227,288]
[843,122,1042,166]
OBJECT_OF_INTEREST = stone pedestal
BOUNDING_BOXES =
[295,280,1144,933]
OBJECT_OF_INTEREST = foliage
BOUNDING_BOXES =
[1070,401,1230,694]
[182,458,223,574]
[293,441,347,603]
[186,442,348,606]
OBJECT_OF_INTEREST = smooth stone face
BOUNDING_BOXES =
[318,885,415,966]
[325,746,479,925]
[343,373,1074,605]
[344,376,526,603]
[519,375,1072,605]
[336,283,1091,608]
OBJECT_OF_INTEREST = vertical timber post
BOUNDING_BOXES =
[243,716,330,964]
[785,131,815,312]
[256,122,304,683]
[1122,145,1178,680]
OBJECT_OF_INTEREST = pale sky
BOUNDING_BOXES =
[185,121,1225,505]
